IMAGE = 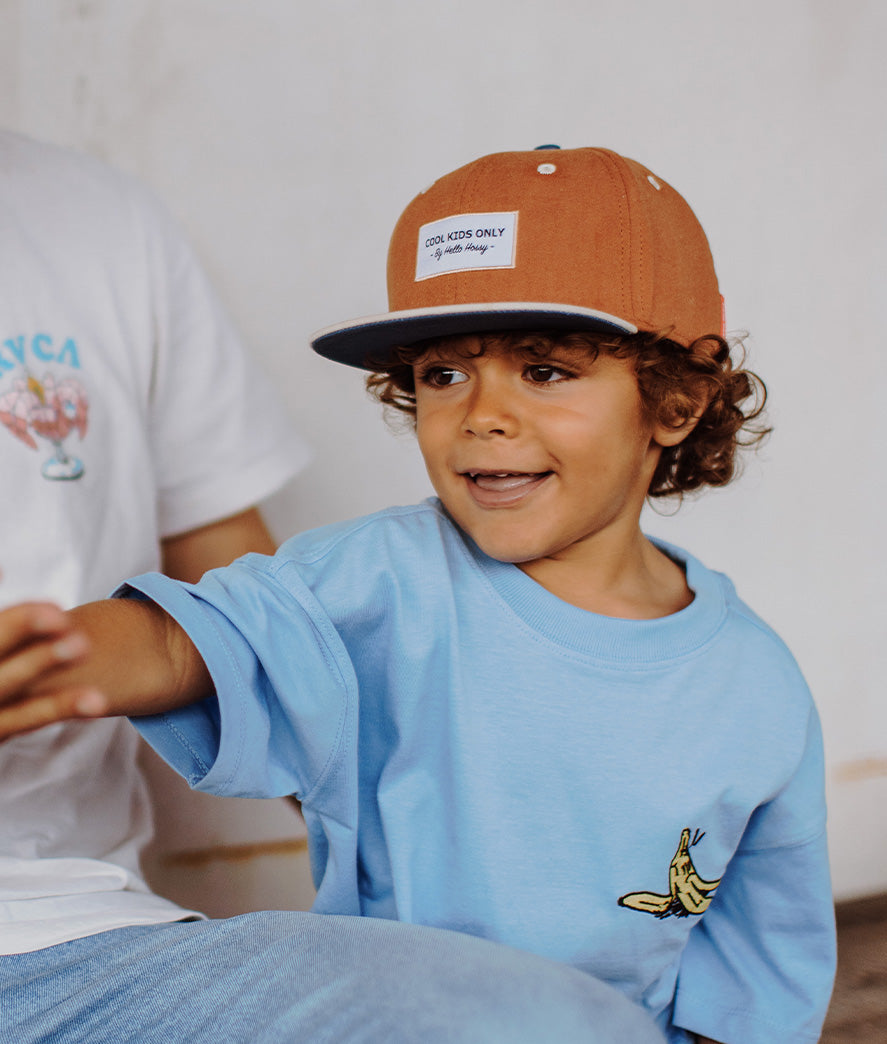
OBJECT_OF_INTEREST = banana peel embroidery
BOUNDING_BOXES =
[618,828,721,919]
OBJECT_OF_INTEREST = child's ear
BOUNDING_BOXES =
[648,336,723,448]
[650,385,711,448]
[652,413,700,448]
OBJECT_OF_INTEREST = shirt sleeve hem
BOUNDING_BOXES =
[673,999,825,1044]
[157,442,311,538]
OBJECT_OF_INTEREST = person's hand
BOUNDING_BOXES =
[0,602,105,739]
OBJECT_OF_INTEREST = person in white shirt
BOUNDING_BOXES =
[0,132,656,1044]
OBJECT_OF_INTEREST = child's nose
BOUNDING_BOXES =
[462,377,518,438]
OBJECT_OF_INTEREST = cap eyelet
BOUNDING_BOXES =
[537,163,557,175]
[647,174,661,190]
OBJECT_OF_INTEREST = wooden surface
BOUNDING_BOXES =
[821,894,887,1042]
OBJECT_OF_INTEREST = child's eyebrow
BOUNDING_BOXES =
[514,344,595,364]
[410,344,482,366]
[413,345,592,366]
[410,349,458,367]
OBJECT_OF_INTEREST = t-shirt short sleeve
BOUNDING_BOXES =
[133,184,310,537]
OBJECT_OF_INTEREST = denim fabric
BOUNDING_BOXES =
[0,911,663,1043]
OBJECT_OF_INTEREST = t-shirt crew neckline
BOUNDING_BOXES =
[441,505,727,666]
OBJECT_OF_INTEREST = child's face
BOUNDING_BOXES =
[413,336,664,571]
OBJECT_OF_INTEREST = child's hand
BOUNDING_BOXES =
[0,602,106,739]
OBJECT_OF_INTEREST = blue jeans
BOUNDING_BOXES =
[1,911,664,1042]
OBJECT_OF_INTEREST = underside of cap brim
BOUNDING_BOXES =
[310,302,638,371]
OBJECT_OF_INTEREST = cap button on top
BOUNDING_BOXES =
[534,145,560,175]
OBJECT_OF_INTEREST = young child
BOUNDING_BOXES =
[0,147,836,1043]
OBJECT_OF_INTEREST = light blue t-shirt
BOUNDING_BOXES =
[126,499,835,1044]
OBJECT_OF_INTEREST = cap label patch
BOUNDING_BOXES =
[415,212,517,281]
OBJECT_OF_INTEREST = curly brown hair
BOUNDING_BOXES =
[365,329,770,499]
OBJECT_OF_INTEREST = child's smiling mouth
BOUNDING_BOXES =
[462,470,553,507]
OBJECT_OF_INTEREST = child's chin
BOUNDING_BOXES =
[444,507,551,565]
[471,535,546,566]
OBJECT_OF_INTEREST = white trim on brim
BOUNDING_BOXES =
[310,302,638,370]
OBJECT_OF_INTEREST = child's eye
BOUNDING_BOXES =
[525,364,572,384]
[417,366,468,388]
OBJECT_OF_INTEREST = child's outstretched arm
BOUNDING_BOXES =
[0,599,212,740]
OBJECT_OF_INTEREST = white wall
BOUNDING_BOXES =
[1,0,884,904]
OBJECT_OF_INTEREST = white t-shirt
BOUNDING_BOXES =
[0,130,310,954]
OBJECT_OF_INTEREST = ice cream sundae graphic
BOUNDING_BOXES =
[0,372,89,479]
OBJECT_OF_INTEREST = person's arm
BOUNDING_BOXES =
[0,507,275,740]
[671,708,835,1043]
[0,597,212,740]
[160,507,276,583]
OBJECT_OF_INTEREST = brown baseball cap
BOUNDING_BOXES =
[311,146,724,370]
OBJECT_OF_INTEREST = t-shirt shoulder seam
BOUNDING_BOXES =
[273,501,443,570]
[726,596,797,656]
